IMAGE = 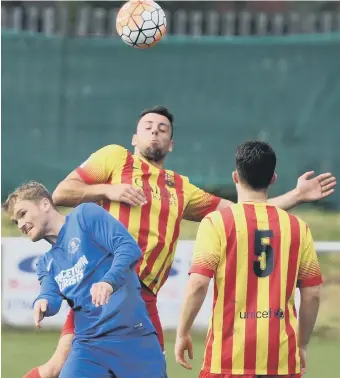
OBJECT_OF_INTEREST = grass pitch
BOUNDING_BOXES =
[1,330,339,378]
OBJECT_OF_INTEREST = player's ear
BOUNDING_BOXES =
[168,140,174,152]
[232,171,239,184]
[270,173,277,185]
[131,134,137,147]
[40,198,51,212]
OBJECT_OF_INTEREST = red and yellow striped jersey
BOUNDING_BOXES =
[76,144,220,294]
[190,202,323,376]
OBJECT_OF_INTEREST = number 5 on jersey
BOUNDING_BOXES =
[254,230,274,277]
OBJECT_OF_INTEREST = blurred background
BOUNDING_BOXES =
[1,1,340,377]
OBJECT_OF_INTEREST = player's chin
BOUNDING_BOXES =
[29,230,43,242]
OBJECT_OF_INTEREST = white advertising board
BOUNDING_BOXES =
[2,238,71,328]
[2,238,337,330]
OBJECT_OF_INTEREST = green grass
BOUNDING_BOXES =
[1,330,339,378]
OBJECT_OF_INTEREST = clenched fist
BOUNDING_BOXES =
[90,282,114,307]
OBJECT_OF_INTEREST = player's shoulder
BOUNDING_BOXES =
[202,210,224,227]
[94,144,129,159]
[287,211,309,234]
[170,172,201,191]
[270,206,310,238]
[274,207,308,226]
[72,203,120,229]
[72,202,105,217]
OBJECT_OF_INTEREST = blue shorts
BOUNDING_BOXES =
[59,333,167,378]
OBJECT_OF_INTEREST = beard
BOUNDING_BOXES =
[142,146,166,162]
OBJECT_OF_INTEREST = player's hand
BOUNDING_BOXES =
[175,334,193,370]
[90,282,114,307]
[299,347,307,375]
[33,299,48,328]
[296,171,336,202]
[105,184,147,206]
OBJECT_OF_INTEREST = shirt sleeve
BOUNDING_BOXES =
[189,214,222,278]
[183,182,221,222]
[75,144,126,184]
[33,256,63,317]
[78,203,142,290]
[297,225,323,288]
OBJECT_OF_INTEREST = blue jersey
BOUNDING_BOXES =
[34,203,156,339]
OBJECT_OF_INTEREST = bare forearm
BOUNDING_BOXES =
[298,296,320,347]
[177,282,208,336]
[268,188,301,210]
[52,180,108,207]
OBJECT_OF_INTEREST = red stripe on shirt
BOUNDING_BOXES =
[220,208,237,372]
[266,206,282,374]
[139,170,170,284]
[243,204,258,372]
[286,214,301,373]
[118,152,134,228]
[148,172,184,291]
[135,161,152,276]
[204,279,218,371]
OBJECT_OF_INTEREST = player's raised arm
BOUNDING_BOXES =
[214,171,336,212]
[267,171,336,210]
[33,256,63,326]
[78,203,142,294]
[52,145,146,207]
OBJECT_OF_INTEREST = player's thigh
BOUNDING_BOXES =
[148,306,164,350]
[141,289,164,351]
[59,344,112,378]
[111,334,167,378]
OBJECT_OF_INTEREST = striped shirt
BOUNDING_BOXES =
[76,144,220,294]
[190,203,323,375]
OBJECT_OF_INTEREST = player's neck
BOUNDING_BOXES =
[44,213,66,244]
[135,151,165,169]
[237,187,268,203]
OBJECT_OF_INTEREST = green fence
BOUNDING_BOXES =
[2,31,340,207]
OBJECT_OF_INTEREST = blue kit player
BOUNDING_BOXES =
[3,181,167,378]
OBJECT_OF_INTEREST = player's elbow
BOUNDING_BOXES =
[300,285,321,302]
[52,183,70,206]
[134,247,142,262]
[129,245,142,265]
[45,299,63,317]
[189,273,210,294]
[52,181,80,207]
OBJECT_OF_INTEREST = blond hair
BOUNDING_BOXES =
[2,181,54,217]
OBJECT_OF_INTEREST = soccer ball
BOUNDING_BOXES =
[116,0,167,48]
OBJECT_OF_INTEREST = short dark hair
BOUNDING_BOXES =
[138,105,174,138]
[235,141,276,190]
